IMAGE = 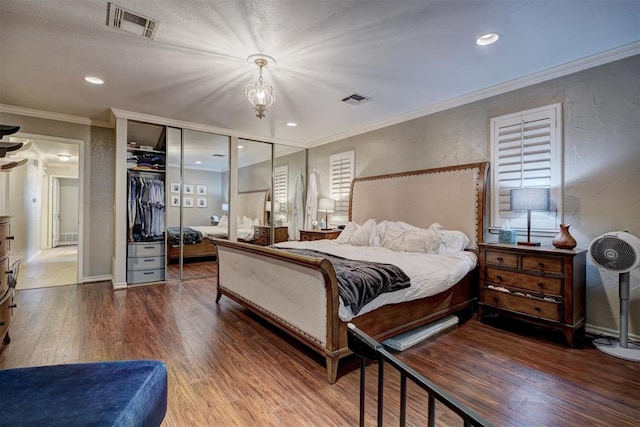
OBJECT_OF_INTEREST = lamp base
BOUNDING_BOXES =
[517,241,541,246]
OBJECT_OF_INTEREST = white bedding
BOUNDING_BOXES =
[274,239,477,321]
[189,225,255,242]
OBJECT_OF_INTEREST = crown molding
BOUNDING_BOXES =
[0,104,112,128]
[109,108,306,149]
[309,41,640,148]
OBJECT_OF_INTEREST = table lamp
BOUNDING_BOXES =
[318,198,335,230]
[510,187,550,246]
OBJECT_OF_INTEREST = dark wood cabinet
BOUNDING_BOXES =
[299,229,342,241]
[477,243,587,347]
[253,226,289,246]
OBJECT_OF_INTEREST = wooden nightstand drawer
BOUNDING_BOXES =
[485,250,518,268]
[299,230,342,241]
[521,254,563,273]
[482,289,561,322]
[486,268,562,296]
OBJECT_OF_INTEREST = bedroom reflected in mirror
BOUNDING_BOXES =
[165,127,229,281]
[274,144,306,241]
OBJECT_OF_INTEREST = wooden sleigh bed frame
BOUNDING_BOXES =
[213,162,488,383]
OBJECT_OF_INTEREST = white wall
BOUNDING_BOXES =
[309,54,640,337]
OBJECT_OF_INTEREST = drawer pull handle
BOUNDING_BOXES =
[537,283,544,288]
[143,259,154,262]
[143,246,155,250]
[493,297,499,303]
[534,307,541,311]
[496,257,503,262]
[538,262,545,268]
[0,321,4,326]
[496,275,503,281]
[9,304,16,309]
[143,272,154,275]
[6,236,14,240]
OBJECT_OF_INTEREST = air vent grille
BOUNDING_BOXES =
[107,2,158,39]
[341,93,372,105]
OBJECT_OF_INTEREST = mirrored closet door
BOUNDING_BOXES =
[165,128,229,281]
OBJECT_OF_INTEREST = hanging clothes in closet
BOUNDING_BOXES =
[128,172,165,242]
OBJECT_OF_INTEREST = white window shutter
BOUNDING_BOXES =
[329,151,355,214]
[490,103,562,232]
[274,165,288,212]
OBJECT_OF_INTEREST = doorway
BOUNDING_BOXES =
[10,135,81,289]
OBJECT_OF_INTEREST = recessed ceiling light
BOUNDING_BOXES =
[476,33,499,46]
[238,145,244,149]
[57,154,71,161]
[195,161,202,164]
[84,76,104,85]
[286,122,297,127]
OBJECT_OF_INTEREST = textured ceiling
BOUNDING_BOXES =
[1,0,639,147]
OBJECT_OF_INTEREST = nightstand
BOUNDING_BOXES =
[299,229,342,241]
[253,226,289,246]
[477,243,587,347]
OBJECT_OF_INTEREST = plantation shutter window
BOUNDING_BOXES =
[490,103,563,232]
[329,151,355,215]
[274,165,288,213]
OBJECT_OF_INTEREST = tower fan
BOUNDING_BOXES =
[589,231,640,362]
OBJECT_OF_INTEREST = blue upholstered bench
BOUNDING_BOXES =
[0,360,167,427]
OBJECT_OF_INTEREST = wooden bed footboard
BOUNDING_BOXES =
[213,238,477,383]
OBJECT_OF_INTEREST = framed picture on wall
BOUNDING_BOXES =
[196,197,207,208]
[183,184,194,195]
[183,197,194,208]
[170,195,180,207]
[196,185,207,195]
[170,183,180,194]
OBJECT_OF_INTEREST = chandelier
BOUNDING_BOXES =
[244,54,276,119]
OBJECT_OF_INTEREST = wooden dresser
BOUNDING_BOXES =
[253,226,289,246]
[299,229,342,241]
[0,215,17,345]
[477,243,586,347]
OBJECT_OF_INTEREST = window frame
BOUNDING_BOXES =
[489,103,563,234]
[329,150,355,216]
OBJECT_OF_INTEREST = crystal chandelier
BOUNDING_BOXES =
[244,55,276,119]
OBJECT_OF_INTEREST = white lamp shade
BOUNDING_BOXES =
[221,203,229,212]
[318,198,335,212]
[265,201,280,212]
[510,188,550,211]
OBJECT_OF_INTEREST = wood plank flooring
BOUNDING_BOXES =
[1,276,638,426]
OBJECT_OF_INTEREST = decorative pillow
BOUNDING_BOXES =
[441,230,471,253]
[217,215,228,228]
[349,219,381,246]
[381,226,442,253]
[335,222,358,244]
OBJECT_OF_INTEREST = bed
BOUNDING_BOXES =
[213,162,488,383]
[166,189,269,262]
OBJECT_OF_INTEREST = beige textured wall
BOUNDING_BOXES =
[309,55,640,337]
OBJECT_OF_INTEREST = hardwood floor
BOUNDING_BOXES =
[1,276,638,426]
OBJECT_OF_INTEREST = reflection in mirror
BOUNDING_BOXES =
[274,145,306,241]
[237,140,273,244]
[166,127,229,281]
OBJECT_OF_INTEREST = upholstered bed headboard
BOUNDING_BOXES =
[349,162,489,249]
[237,190,269,225]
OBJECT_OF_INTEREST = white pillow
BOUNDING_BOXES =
[381,226,442,253]
[349,219,380,246]
[252,217,261,226]
[335,222,358,244]
[441,230,471,253]
[217,215,228,228]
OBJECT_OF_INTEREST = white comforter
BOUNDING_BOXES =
[189,225,255,242]
[274,239,477,321]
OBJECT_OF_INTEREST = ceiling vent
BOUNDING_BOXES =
[341,93,372,105]
[106,3,159,39]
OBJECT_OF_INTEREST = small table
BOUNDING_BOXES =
[253,226,289,245]
[299,229,342,241]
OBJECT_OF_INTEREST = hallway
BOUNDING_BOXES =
[16,245,77,290]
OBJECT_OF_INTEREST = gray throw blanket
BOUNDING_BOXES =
[275,248,411,315]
